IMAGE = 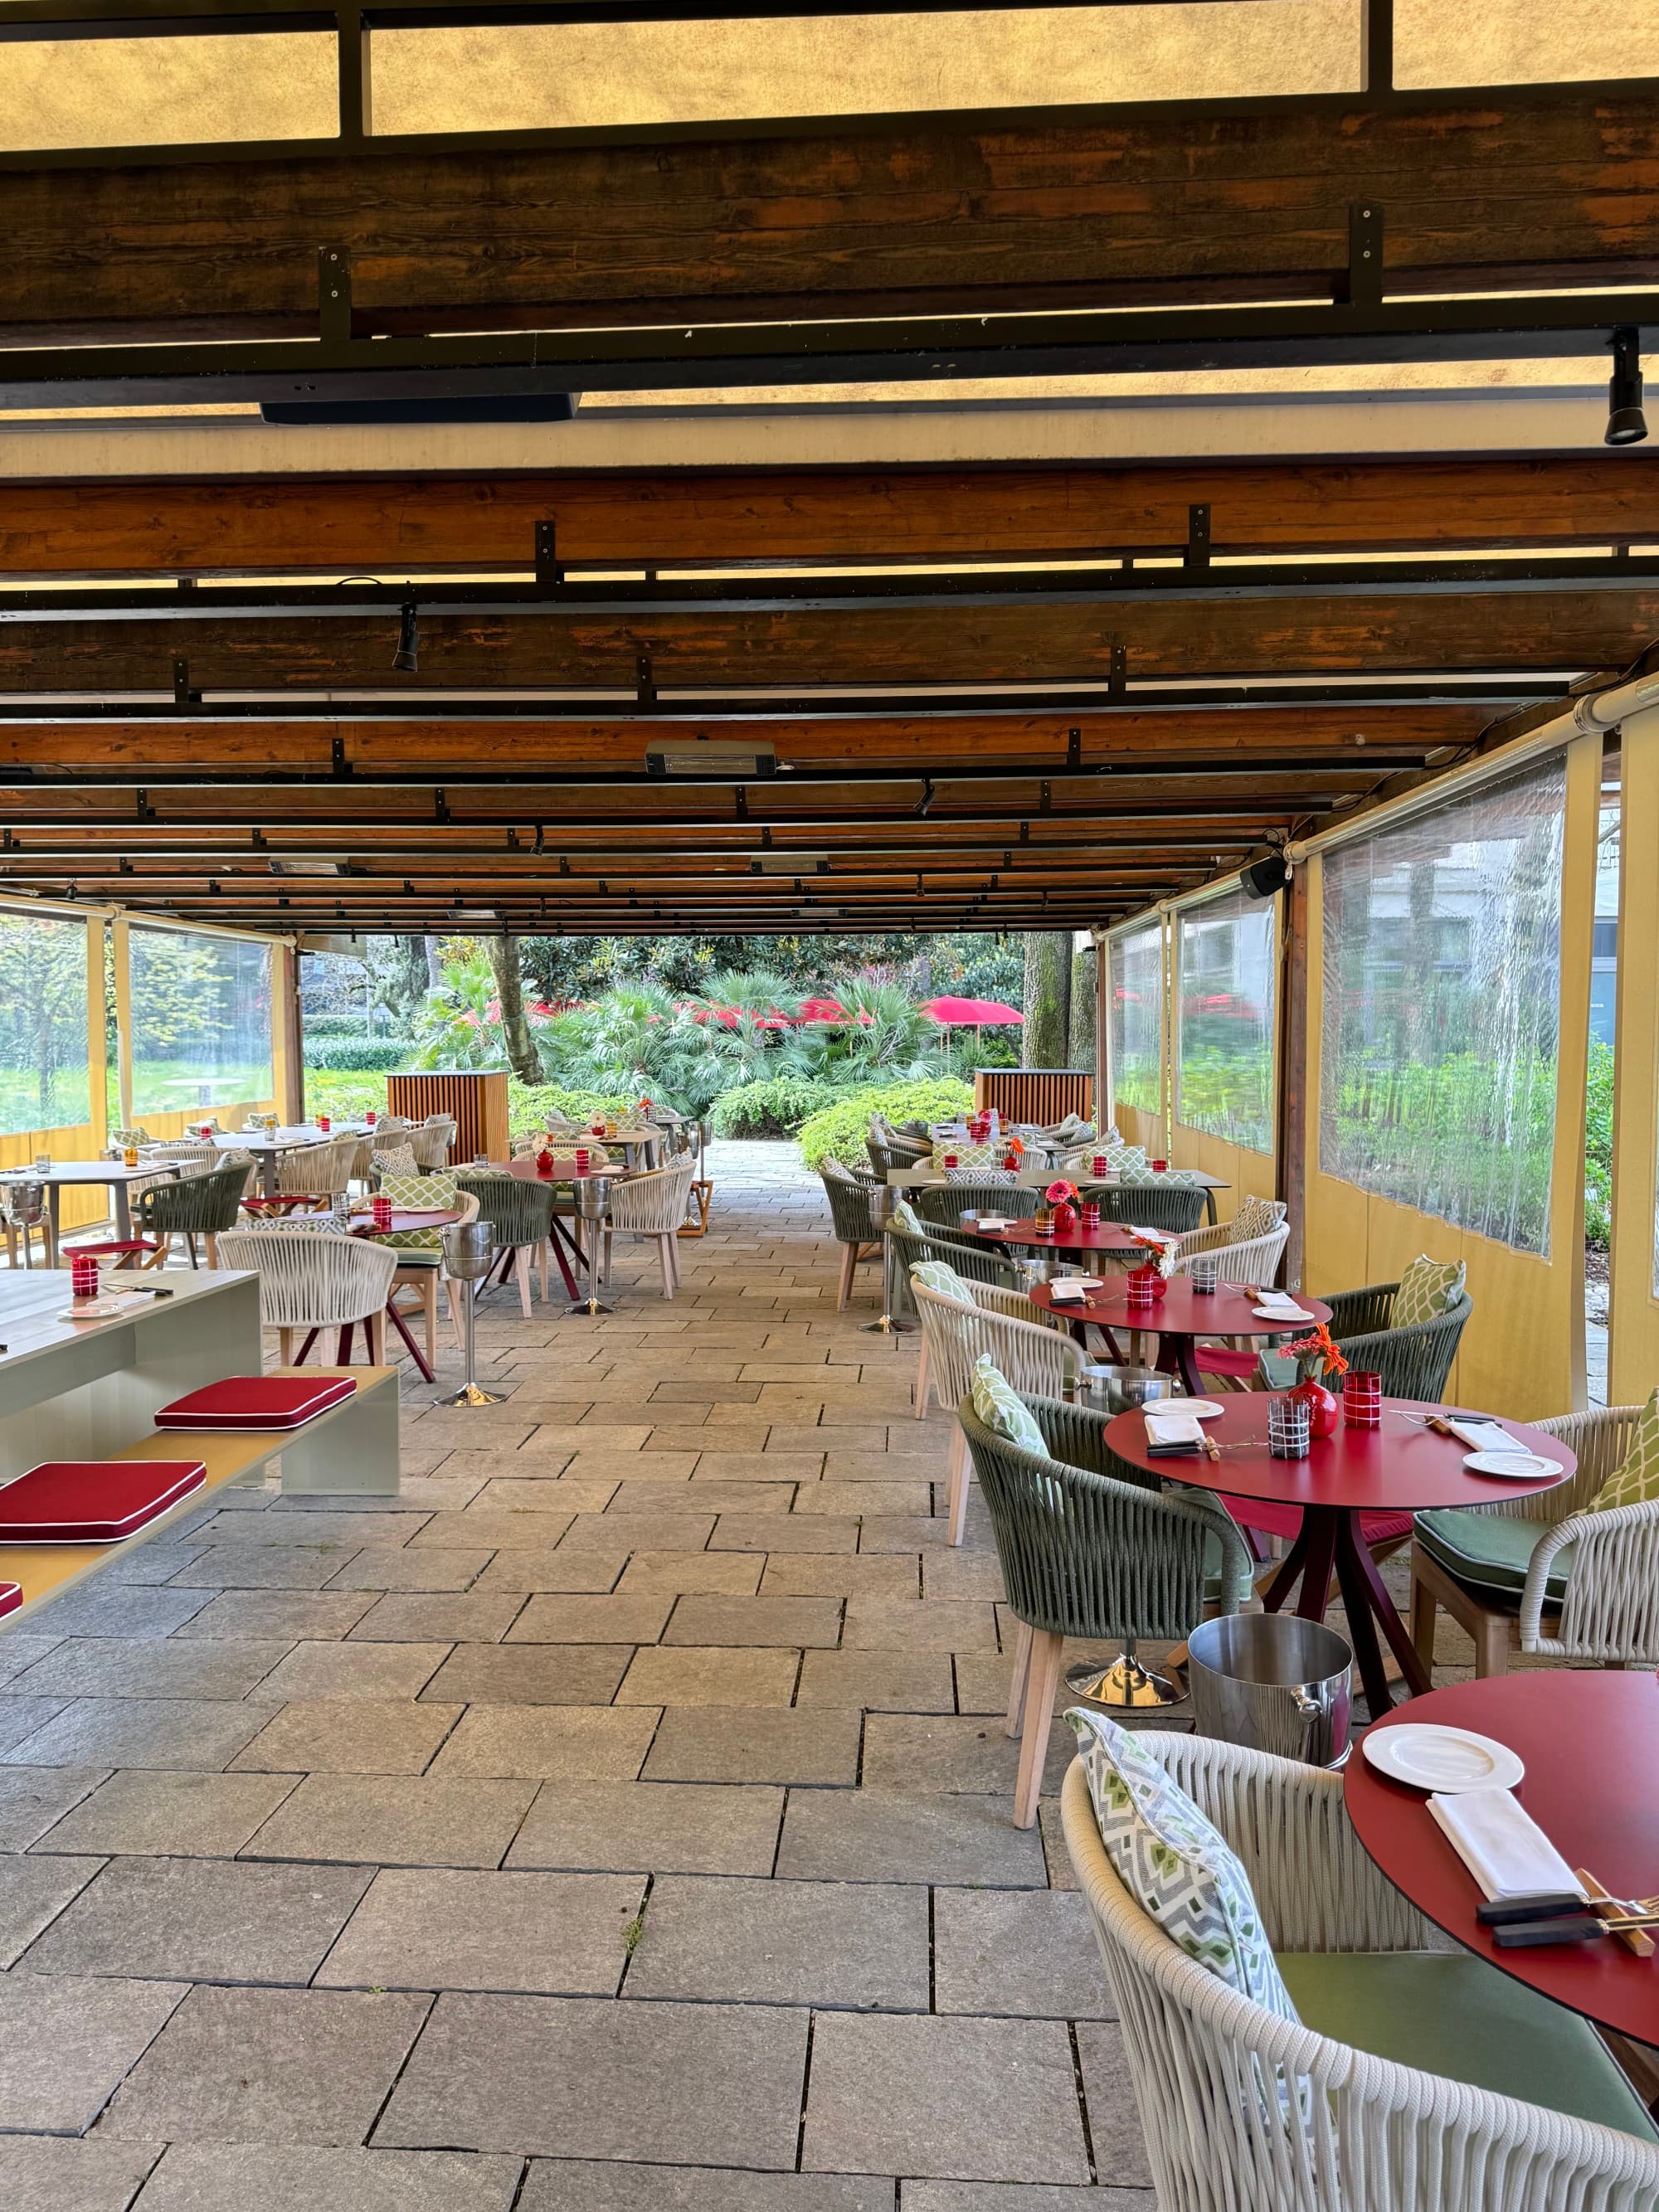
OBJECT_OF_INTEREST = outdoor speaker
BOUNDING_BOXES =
[1240,851,1291,900]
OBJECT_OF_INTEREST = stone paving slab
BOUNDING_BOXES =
[127,2142,523,2212]
[625,1874,928,2010]
[241,1775,538,1869]
[0,1765,108,1852]
[377,1991,810,2167]
[504,1780,785,1876]
[7,2132,161,2211]
[0,1855,105,1968]
[317,1867,644,1996]
[0,1970,185,2134]
[520,2161,893,2211]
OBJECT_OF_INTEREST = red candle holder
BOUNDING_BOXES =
[70,1253,100,1299]
[1151,1158,1169,1173]
[1092,1155,1107,1177]
[575,1148,591,1172]
[941,1153,959,1169]
[1125,1271,1157,1311]
[317,1115,330,1133]
[372,1195,392,1230]
[364,1110,377,1126]
[1343,1370,1383,1430]
[1080,1201,1101,1229]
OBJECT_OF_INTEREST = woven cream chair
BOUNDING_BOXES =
[144,1138,219,1175]
[281,1134,358,1199]
[910,1274,1084,1544]
[1170,1206,1292,1392]
[215,1226,397,1367]
[1061,1738,1659,2210]
[1409,1404,1659,1676]
[375,1172,479,1364]
[602,1162,696,1300]
[912,1273,1058,1425]
[409,1122,454,1171]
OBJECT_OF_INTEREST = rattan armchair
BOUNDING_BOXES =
[1060,1739,1659,2210]
[820,1157,883,1310]
[1097,1182,1209,1234]
[137,1158,251,1266]
[602,1161,697,1300]
[886,1213,1023,1299]
[214,1226,397,1368]
[1410,1403,1659,1676]
[1319,1278,1474,1399]
[961,1395,1248,1824]
[457,1169,557,1315]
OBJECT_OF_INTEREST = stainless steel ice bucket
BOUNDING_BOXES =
[439,1219,496,1283]
[1073,1362,1176,1414]
[1187,1612,1353,1767]
[572,1176,612,1222]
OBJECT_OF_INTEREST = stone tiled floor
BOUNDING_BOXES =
[0,1141,1160,2210]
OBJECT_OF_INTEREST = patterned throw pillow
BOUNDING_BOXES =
[1590,1388,1659,1512]
[910,1257,975,1305]
[946,1166,1016,1185]
[934,1140,1003,1170]
[890,1198,926,1235]
[970,1354,1048,1456]
[1390,1254,1467,1327]
[1229,1194,1286,1245]
[1068,1709,1301,2025]
[375,1172,460,1252]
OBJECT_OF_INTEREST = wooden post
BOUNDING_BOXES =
[85,912,109,1155]
[1277,869,1311,1291]
[271,943,304,1125]
[1093,933,1111,1131]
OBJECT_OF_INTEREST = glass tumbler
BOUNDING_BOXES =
[1267,1395,1312,1459]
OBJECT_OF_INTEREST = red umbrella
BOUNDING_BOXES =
[795,996,871,1025]
[920,996,1024,1025]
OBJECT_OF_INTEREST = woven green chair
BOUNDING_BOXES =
[137,1158,251,1267]
[820,1158,884,1310]
[960,1392,1251,1826]
[458,1169,556,1315]
[915,1182,1039,1233]
[1097,1182,1209,1234]
[886,1214,1023,1305]
[1264,1279,1474,1403]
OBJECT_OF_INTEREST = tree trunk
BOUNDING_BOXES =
[424,935,445,989]
[1022,933,1071,1066]
[486,936,542,1085]
[1068,942,1097,1072]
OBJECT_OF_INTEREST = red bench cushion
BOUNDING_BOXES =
[0,1582,19,1617]
[0,1461,206,1543]
[155,1375,357,1431]
[63,1239,161,1257]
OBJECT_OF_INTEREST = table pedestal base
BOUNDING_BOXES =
[1065,1645,1181,1709]
[1261,1504,1431,1714]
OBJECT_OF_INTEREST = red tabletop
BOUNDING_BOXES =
[1029,1276,1332,1344]
[496,1158,623,1182]
[1103,1394,1571,1512]
[972,1219,1146,1257]
[1345,1672,1659,2044]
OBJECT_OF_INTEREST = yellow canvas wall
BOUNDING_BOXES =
[1608,704,1659,1406]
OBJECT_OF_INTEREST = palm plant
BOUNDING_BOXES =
[410,949,509,1070]
[826,976,940,1080]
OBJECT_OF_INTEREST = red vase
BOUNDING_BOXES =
[1129,1261,1168,1302]
[1292,1377,1340,1439]
[1051,1203,1078,1237]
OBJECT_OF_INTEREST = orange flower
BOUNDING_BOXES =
[1283,1321,1349,1377]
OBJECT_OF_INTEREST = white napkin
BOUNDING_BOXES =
[1442,1415,1530,1459]
[1126,1226,1177,1246]
[1047,1276,1104,1301]
[1428,1788,1579,1902]
[977,1216,1010,1231]
[1144,1410,1205,1450]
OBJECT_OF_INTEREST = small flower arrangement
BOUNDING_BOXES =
[1282,1320,1349,1382]
[1044,1179,1079,1205]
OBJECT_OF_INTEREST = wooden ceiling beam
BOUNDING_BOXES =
[3,461,1657,578]
[0,591,1649,689]
[4,88,1653,344]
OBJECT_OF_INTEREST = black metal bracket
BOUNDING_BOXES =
[1184,506,1210,571]
[535,521,562,591]
[331,736,350,775]
[1348,203,1384,309]
[434,785,450,821]
[172,656,198,706]
[318,245,353,351]
[733,785,748,818]
[1065,726,1081,769]
[635,652,656,706]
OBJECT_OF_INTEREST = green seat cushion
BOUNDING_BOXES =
[1415,1506,1573,1602]
[1278,1950,1657,2143]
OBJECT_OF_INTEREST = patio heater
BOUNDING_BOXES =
[859,1183,916,1336]
[437,1218,504,1407]
[567,1174,615,1316]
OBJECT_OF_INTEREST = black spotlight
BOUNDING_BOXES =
[392,602,420,673]
[1240,848,1291,900]
[1607,327,1648,448]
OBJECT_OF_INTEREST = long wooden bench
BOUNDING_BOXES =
[0,1364,400,1626]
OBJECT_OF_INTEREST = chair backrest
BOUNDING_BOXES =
[916,1183,1039,1232]
[820,1158,881,1243]
[1338,1289,1474,1401]
[408,1123,453,1170]
[1058,1745,1659,2211]
[1099,1182,1208,1234]
[606,1161,696,1232]
[139,1158,249,1235]
[959,1398,1242,1641]
[303,1135,360,1197]
[213,1226,397,1328]
[887,1217,1017,1290]
[145,1139,219,1175]
[1170,1221,1288,1290]
[910,1276,1082,1411]
[274,1143,332,1197]
[456,1169,554,1245]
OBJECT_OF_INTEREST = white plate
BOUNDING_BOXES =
[1253,1306,1314,1323]
[1361,1723,1525,1793]
[1463,1450,1564,1480]
[1175,1399,1225,1418]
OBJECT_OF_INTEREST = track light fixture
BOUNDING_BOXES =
[1606,328,1648,447]
[392,601,420,673]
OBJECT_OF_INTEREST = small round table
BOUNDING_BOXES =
[1029,1276,1331,1396]
[1102,1395,1568,1714]
[1346,1672,1659,2048]
[971,1219,1147,1261]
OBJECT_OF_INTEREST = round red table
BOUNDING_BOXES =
[971,1219,1147,1260]
[345,1206,463,1382]
[1346,1672,1659,2046]
[1029,1276,1331,1397]
[1103,1394,1569,1714]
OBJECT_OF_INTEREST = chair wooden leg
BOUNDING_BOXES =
[367,1307,387,1364]
[1408,1557,1439,1674]
[1014,1629,1064,1828]
[1005,1618,1034,1738]
[278,1325,295,1367]
[913,1337,932,1418]
[1472,1605,1511,1679]
[514,1247,533,1319]
[204,1232,218,1268]
[658,1235,675,1300]
[538,1239,550,1303]
[836,1242,857,1312]
[946,1425,972,1547]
